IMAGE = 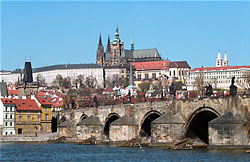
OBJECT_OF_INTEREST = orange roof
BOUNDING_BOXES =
[8,89,18,96]
[1,98,15,105]
[132,60,170,70]
[36,96,52,106]
[37,91,47,97]
[191,65,250,72]
[13,98,40,111]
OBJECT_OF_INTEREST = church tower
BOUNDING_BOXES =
[216,50,223,67]
[109,25,124,66]
[223,51,228,67]
[96,34,105,66]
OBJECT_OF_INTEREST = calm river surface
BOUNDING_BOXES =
[0,143,249,162]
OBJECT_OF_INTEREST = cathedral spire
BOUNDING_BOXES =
[115,25,120,41]
[223,51,228,67]
[216,50,222,67]
[106,35,111,54]
[98,33,103,46]
[131,35,134,51]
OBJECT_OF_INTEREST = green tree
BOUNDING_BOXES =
[63,77,71,89]
[138,81,152,93]
[53,74,64,87]
[123,77,129,87]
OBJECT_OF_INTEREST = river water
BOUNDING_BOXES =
[0,143,249,162]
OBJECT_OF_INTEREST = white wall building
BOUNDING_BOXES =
[132,60,190,81]
[1,64,105,88]
[186,51,250,90]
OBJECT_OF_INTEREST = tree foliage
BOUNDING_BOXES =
[85,75,97,88]
[138,81,152,93]
[194,70,205,97]
[53,74,64,87]
[36,74,47,87]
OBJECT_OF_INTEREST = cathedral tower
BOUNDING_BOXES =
[96,34,105,66]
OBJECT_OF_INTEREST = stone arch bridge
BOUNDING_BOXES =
[57,96,250,146]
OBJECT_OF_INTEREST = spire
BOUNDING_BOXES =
[223,51,228,67]
[224,51,228,60]
[98,33,103,46]
[106,35,111,53]
[217,50,222,59]
[216,50,222,67]
[131,35,134,51]
[115,24,119,40]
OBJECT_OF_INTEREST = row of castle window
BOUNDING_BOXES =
[4,131,13,135]
[4,114,13,119]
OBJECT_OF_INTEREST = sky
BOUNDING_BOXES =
[1,1,250,71]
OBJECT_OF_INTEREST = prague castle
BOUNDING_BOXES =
[96,26,162,66]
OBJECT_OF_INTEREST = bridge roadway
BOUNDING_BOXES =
[56,96,250,145]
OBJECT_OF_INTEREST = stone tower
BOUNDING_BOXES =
[216,50,223,67]
[109,25,124,65]
[223,51,229,67]
[96,34,105,66]
[18,61,38,98]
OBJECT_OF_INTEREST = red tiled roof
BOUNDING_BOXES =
[1,98,15,105]
[168,61,190,68]
[37,91,47,97]
[8,89,18,96]
[191,65,250,72]
[132,60,170,70]
[36,96,52,106]
[13,98,40,111]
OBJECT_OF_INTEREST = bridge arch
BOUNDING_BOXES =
[140,110,162,137]
[103,113,120,138]
[59,116,67,123]
[185,107,220,144]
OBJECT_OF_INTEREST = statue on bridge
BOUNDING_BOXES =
[205,84,213,97]
[230,76,238,96]
[169,81,176,95]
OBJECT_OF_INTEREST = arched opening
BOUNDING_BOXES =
[140,111,161,137]
[186,108,219,144]
[59,116,67,123]
[103,113,120,138]
[51,116,57,133]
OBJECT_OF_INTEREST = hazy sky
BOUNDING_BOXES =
[1,1,250,70]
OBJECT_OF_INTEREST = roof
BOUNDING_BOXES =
[192,65,250,72]
[122,48,161,59]
[32,63,102,73]
[111,115,137,126]
[8,89,18,96]
[1,99,16,106]
[36,96,52,106]
[152,112,185,124]
[132,60,170,71]
[13,98,40,111]
[209,111,247,124]
[103,64,131,70]
[77,115,102,125]
[0,82,8,97]
[168,61,191,68]
[37,91,47,97]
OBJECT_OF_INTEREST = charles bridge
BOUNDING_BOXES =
[56,96,250,147]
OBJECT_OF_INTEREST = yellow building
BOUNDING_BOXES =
[14,98,41,135]
[36,96,52,132]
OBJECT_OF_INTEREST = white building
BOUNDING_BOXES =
[0,99,16,135]
[132,60,190,81]
[1,64,105,88]
[186,51,250,90]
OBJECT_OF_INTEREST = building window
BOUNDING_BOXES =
[170,71,171,76]
[38,116,40,122]
[138,74,141,80]
[152,73,156,79]
[27,116,30,122]
[174,71,176,77]
[5,132,7,135]
[5,114,8,119]
[28,111,30,115]
[10,115,12,119]
[45,114,49,120]
[10,122,12,126]
[19,116,22,123]
[46,124,48,129]
[45,108,48,112]
[145,74,149,79]
[5,122,8,126]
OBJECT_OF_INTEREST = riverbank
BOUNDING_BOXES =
[0,133,58,142]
